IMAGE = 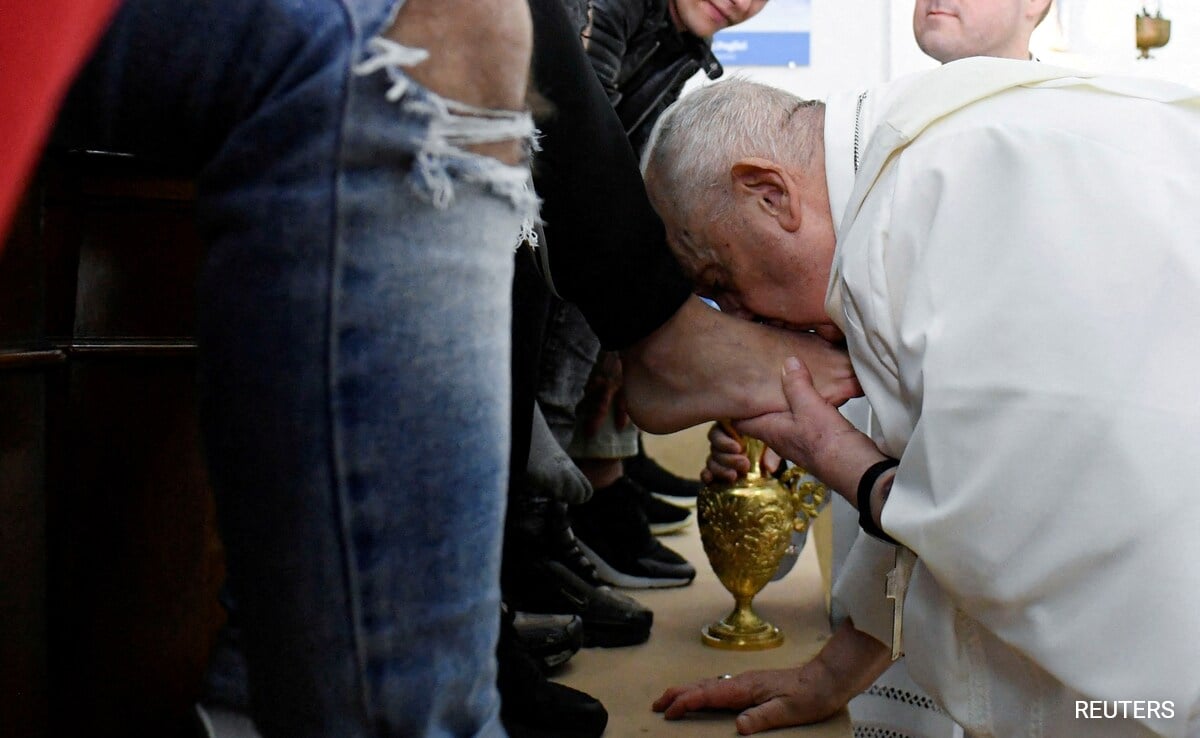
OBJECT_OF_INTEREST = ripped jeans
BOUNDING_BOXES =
[54,0,535,735]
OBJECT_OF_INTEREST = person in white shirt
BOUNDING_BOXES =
[648,62,1200,737]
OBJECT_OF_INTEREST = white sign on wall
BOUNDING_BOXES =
[712,0,812,66]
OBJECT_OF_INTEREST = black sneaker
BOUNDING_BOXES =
[571,477,696,589]
[504,555,654,647]
[511,610,584,672]
[503,497,654,647]
[639,491,693,535]
[625,439,702,507]
[498,614,609,738]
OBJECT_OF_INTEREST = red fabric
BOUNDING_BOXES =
[0,0,120,243]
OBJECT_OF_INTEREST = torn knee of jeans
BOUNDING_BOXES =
[354,37,538,215]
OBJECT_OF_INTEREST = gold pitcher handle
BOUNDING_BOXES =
[779,465,830,534]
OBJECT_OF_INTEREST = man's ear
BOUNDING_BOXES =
[731,158,801,231]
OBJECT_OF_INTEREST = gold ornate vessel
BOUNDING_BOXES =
[697,436,827,650]
[1136,13,1171,59]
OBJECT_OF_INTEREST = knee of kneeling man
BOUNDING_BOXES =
[382,0,532,164]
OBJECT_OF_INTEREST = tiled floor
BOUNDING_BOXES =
[555,426,853,737]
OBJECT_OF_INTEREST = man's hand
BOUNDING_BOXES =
[652,665,843,735]
[736,357,886,502]
[652,620,890,735]
[622,297,862,434]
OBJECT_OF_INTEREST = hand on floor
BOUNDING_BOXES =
[651,664,844,735]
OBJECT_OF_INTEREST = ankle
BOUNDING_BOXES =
[575,458,625,489]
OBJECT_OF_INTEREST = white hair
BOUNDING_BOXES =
[641,77,822,234]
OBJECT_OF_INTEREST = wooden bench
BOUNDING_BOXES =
[1,152,226,738]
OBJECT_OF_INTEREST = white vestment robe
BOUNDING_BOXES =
[823,57,1200,737]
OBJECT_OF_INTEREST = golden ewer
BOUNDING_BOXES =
[1136,12,1171,59]
[697,435,828,650]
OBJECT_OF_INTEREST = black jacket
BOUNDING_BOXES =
[581,0,723,154]
[530,0,692,350]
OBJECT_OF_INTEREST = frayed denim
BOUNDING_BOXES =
[56,1,536,735]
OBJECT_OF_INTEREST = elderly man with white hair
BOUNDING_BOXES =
[646,61,1200,737]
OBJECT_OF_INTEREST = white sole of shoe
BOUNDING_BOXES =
[650,491,697,508]
[194,704,263,738]
[648,516,692,536]
[575,539,694,589]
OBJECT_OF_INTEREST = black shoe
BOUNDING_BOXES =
[503,497,653,647]
[512,610,584,672]
[571,477,696,589]
[505,555,653,647]
[498,614,609,738]
[625,440,702,507]
[639,491,693,535]
[507,495,607,587]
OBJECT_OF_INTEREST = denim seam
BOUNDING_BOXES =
[330,3,372,727]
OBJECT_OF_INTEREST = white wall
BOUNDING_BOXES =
[1033,0,1200,84]
[720,0,897,100]
[691,0,1199,98]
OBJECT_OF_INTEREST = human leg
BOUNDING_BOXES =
[59,0,536,735]
[567,403,696,587]
[535,299,600,447]
[504,255,653,649]
[200,2,536,733]
[538,318,694,586]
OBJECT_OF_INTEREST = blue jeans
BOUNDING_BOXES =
[56,1,536,735]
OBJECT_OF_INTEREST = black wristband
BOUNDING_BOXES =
[857,458,900,545]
